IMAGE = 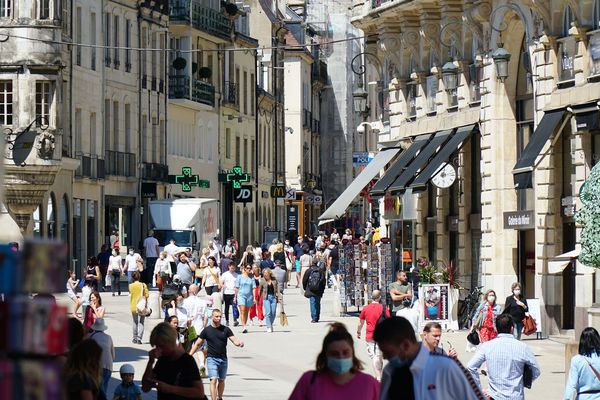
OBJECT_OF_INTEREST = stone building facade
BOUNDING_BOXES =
[352,0,600,336]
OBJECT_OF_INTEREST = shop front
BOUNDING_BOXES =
[104,195,137,251]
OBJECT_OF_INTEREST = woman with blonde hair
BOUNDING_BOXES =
[472,289,502,343]
[64,338,104,400]
[235,263,257,333]
[273,243,286,266]
[289,322,379,399]
[238,245,255,269]
[196,248,210,285]
[259,268,281,333]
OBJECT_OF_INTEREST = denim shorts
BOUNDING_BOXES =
[237,295,254,307]
[206,356,228,380]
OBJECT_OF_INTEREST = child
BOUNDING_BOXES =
[80,281,92,325]
[66,270,81,318]
[113,364,142,400]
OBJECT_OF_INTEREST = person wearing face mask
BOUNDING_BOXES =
[472,289,503,343]
[125,247,143,284]
[289,323,379,400]
[375,316,485,400]
[502,282,529,340]
[108,249,124,296]
[153,251,172,292]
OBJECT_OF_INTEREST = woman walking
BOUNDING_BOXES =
[235,263,257,333]
[129,271,149,344]
[238,245,255,269]
[85,257,102,292]
[473,289,502,343]
[108,249,123,296]
[249,265,265,325]
[195,248,209,285]
[153,251,172,291]
[259,268,281,333]
[564,327,600,399]
[64,339,106,400]
[273,243,286,266]
[66,270,81,318]
[503,282,529,340]
[289,322,379,399]
[203,256,221,295]
[84,291,106,332]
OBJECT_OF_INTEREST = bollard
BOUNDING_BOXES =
[148,291,161,319]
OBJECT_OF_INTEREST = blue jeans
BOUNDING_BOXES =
[513,321,524,340]
[309,295,321,322]
[206,356,228,380]
[101,368,111,396]
[127,270,134,284]
[263,294,277,329]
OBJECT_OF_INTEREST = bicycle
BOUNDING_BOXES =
[457,285,483,329]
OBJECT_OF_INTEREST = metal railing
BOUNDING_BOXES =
[223,81,239,107]
[75,153,105,180]
[105,150,136,177]
[170,0,232,40]
[169,75,215,106]
[141,162,169,181]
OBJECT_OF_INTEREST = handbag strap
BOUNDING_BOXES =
[209,267,219,283]
[587,359,600,381]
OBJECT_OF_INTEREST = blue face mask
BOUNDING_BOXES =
[327,357,353,374]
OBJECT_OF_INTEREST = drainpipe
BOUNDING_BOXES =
[137,5,143,248]
[254,49,259,227]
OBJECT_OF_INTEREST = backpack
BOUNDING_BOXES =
[306,268,323,295]
[376,304,388,325]
[161,282,181,301]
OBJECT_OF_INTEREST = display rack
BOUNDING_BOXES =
[0,241,68,400]
[379,239,393,307]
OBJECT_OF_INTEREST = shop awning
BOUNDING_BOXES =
[512,109,568,189]
[410,124,477,191]
[548,249,579,274]
[318,147,401,221]
[572,102,600,132]
[370,135,432,196]
[388,130,453,193]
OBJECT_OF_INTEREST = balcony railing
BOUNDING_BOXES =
[169,75,215,106]
[105,150,136,177]
[141,162,169,182]
[170,0,232,40]
[311,60,328,85]
[223,81,239,108]
[75,153,105,180]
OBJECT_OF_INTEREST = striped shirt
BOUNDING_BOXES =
[467,333,540,400]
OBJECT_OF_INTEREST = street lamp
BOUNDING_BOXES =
[353,85,369,114]
[492,45,511,82]
[441,60,459,92]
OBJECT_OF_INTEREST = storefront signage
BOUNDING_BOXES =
[271,185,286,198]
[305,194,323,205]
[218,165,250,189]
[234,185,253,203]
[503,210,535,230]
[141,182,157,198]
[287,205,298,231]
[352,152,374,167]
[285,188,297,201]
[169,167,209,192]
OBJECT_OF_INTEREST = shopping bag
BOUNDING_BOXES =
[523,315,537,336]
[232,303,240,320]
[105,274,112,287]
[279,301,288,326]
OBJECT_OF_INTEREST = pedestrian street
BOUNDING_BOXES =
[56,284,569,399]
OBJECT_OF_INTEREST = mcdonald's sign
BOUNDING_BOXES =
[271,185,286,198]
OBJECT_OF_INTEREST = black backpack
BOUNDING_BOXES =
[306,268,323,295]
[161,283,180,301]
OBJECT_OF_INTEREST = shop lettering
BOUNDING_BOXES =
[507,215,530,226]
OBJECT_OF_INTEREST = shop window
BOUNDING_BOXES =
[33,205,42,237]
[47,194,56,239]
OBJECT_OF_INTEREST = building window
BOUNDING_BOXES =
[113,15,120,69]
[75,7,82,66]
[141,27,147,78]
[159,120,165,164]
[225,128,231,159]
[104,13,111,66]
[235,136,240,165]
[125,20,131,72]
[113,101,119,151]
[250,73,255,116]
[0,0,12,18]
[563,5,575,37]
[104,99,110,150]
[425,75,438,114]
[243,71,248,114]
[406,82,417,119]
[151,33,157,82]
[469,63,482,103]
[47,193,56,239]
[594,0,600,30]
[39,0,50,19]
[243,138,248,171]
[89,112,96,155]
[124,104,131,152]
[90,12,97,70]
[36,81,53,126]
[0,80,13,126]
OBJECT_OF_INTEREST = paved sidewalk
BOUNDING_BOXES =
[57,284,568,399]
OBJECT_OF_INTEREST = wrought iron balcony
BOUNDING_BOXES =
[75,153,105,180]
[170,0,232,40]
[105,150,136,177]
[141,162,169,182]
[169,75,215,106]
[223,81,239,108]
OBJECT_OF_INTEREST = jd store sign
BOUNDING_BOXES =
[234,185,253,203]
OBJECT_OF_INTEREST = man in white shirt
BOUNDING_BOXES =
[182,284,209,334]
[124,247,143,284]
[208,240,221,264]
[220,262,238,326]
[163,238,179,271]
[375,316,484,400]
[143,230,160,285]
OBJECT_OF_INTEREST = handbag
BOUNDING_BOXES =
[136,258,144,272]
[522,315,537,336]
[136,284,151,316]
[187,326,198,342]
[156,274,163,286]
[467,329,480,345]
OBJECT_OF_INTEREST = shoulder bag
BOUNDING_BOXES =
[136,255,144,272]
[522,315,537,336]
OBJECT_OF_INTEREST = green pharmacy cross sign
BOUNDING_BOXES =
[168,167,210,192]
[224,166,250,189]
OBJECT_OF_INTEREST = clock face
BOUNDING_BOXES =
[431,163,456,188]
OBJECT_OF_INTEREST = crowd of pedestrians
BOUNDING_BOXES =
[62,229,600,400]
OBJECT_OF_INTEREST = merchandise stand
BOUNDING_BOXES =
[0,241,69,400]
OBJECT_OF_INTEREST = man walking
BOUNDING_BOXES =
[89,318,115,396]
[467,314,540,400]
[190,309,244,400]
[421,322,457,358]
[302,258,326,323]
[356,290,390,380]
[272,260,287,295]
[176,253,196,290]
[143,230,160,285]
[374,316,484,400]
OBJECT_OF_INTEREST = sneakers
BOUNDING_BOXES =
[266,327,273,333]
[242,328,248,334]
[233,320,240,327]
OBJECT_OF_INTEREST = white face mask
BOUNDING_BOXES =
[112,251,117,256]
[129,250,134,255]
[513,290,521,296]
[488,295,496,302]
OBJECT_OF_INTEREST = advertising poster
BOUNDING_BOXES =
[422,284,450,322]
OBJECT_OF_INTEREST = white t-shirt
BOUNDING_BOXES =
[108,255,122,272]
[164,243,178,262]
[81,285,92,306]
[221,271,238,295]
[204,267,220,287]
[253,247,263,262]
[143,236,160,257]
[182,296,209,333]
[124,253,141,272]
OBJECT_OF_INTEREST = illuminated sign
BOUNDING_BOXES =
[168,167,210,192]
[218,166,250,189]
[271,185,286,198]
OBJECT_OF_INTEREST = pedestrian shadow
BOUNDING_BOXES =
[115,346,150,363]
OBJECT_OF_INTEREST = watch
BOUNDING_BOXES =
[431,163,456,188]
